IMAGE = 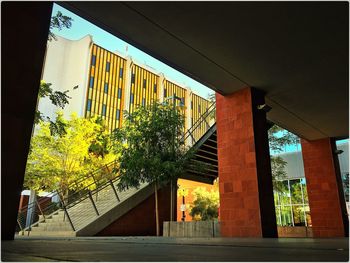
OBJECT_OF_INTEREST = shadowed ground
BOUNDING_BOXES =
[2,236,349,261]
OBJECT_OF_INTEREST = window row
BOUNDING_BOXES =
[86,99,121,120]
[91,55,124,77]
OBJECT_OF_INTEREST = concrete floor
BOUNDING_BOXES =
[2,236,349,262]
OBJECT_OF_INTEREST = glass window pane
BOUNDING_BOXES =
[290,179,302,204]
[292,205,306,226]
[89,76,94,88]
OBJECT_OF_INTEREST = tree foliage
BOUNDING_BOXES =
[25,112,116,197]
[270,156,288,193]
[268,124,299,193]
[113,102,190,190]
[189,185,219,221]
[35,81,71,126]
[112,102,192,234]
[268,125,299,153]
[48,11,73,41]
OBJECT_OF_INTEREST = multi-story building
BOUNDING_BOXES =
[39,35,211,136]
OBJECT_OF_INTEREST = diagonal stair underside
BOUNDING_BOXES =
[183,124,218,184]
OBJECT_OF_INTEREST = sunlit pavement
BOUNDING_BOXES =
[2,236,349,262]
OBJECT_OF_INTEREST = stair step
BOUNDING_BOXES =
[38,221,71,227]
[31,225,73,231]
[25,231,76,237]
[23,180,150,237]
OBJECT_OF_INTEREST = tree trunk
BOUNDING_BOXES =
[154,181,160,236]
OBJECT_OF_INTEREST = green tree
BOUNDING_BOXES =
[48,11,73,41]
[113,102,191,235]
[271,156,288,193]
[34,80,71,125]
[189,185,219,221]
[268,125,299,153]
[268,124,299,194]
[25,112,116,200]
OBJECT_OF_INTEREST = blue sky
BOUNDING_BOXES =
[51,3,348,153]
[51,3,214,99]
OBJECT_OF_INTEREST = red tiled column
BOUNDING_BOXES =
[216,87,277,237]
[301,138,349,237]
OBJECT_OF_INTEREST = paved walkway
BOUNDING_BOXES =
[2,236,349,261]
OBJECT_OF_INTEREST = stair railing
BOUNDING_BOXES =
[181,102,216,148]
[17,159,119,233]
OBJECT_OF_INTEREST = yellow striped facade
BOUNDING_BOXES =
[85,45,126,131]
[129,64,159,114]
[85,44,210,133]
[163,80,187,131]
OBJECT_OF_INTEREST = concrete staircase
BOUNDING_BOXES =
[18,103,218,238]
[21,179,151,237]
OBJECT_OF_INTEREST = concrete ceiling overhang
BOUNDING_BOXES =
[61,2,349,140]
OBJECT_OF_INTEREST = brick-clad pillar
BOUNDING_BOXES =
[301,138,349,237]
[216,87,277,237]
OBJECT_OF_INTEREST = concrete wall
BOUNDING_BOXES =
[163,222,312,238]
[96,185,174,236]
[39,35,93,120]
[163,221,220,237]
[277,226,313,238]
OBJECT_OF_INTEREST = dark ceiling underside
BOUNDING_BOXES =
[61,1,349,140]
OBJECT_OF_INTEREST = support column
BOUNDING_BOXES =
[185,88,192,146]
[216,87,277,237]
[301,138,349,237]
[123,56,133,113]
[2,2,53,240]
[158,73,165,103]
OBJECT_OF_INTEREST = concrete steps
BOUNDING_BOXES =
[25,180,151,237]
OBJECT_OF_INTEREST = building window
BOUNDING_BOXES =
[102,104,107,116]
[87,99,92,111]
[130,93,134,104]
[181,97,185,105]
[164,88,167,97]
[104,83,108,94]
[143,79,147,88]
[116,109,120,120]
[91,55,96,66]
[118,88,122,99]
[198,104,201,113]
[131,73,135,84]
[119,68,123,78]
[191,101,193,109]
[89,76,94,88]
[154,84,157,93]
[142,98,146,106]
[106,62,110,72]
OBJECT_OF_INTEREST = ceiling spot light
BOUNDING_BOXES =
[257,104,272,112]
[334,149,344,155]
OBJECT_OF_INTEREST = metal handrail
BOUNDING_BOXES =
[19,159,118,215]
[18,160,119,232]
[181,102,216,146]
